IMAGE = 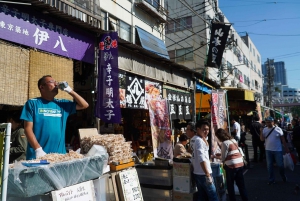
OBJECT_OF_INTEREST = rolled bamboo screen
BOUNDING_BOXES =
[0,41,29,106]
[29,50,73,100]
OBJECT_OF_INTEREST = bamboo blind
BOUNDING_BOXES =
[0,42,29,106]
[29,50,73,100]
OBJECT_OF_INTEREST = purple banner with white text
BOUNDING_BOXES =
[0,3,94,64]
[95,32,121,123]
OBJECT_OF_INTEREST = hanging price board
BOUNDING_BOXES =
[117,168,143,201]
[51,180,96,201]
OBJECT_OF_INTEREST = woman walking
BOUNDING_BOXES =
[213,128,248,201]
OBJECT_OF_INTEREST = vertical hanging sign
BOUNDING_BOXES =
[95,32,121,123]
[206,23,231,68]
[210,90,228,154]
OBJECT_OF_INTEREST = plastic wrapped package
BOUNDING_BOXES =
[81,134,133,165]
[8,155,107,197]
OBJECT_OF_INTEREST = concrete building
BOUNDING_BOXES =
[262,61,287,85]
[165,0,263,105]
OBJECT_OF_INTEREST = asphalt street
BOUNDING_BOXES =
[234,134,300,201]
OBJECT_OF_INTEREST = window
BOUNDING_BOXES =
[257,55,260,63]
[250,44,252,52]
[227,61,233,70]
[146,0,160,9]
[168,50,175,62]
[169,48,193,62]
[250,61,253,69]
[254,64,256,72]
[253,48,255,56]
[109,18,131,42]
[119,21,131,42]
[166,16,192,34]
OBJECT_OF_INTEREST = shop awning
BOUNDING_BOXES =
[261,105,283,117]
[136,26,170,59]
[222,87,255,101]
[195,93,211,113]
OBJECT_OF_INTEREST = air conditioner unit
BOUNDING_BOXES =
[237,83,243,88]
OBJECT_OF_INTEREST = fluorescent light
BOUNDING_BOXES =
[0,1,31,5]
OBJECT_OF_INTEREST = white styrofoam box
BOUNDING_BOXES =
[173,162,191,177]
[173,176,196,193]
[93,174,115,201]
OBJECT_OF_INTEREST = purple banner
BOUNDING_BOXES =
[95,32,121,123]
[0,3,94,64]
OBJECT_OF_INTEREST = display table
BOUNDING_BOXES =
[8,155,106,197]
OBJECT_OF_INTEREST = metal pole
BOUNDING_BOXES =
[225,90,231,134]
[1,123,11,201]
[197,68,207,121]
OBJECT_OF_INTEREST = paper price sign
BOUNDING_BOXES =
[118,168,143,201]
[52,180,96,201]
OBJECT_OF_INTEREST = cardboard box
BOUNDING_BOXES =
[173,176,196,193]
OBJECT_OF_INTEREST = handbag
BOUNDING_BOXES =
[230,140,248,166]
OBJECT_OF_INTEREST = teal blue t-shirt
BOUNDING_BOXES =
[20,97,76,160]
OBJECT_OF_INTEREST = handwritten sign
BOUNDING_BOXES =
[51,181,96,201]
[173,162,191,177]
[117,168,143,201]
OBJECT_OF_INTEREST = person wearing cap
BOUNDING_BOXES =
[20,75,89,160]
[260,116,289,185]
[174,134,191,158]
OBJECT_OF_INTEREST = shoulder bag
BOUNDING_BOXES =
[230,140,248,166]
[265,126,276,139]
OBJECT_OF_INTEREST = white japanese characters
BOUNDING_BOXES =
[104,60,116,121]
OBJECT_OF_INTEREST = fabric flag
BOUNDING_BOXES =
[148,99,173,159]
[210,90,228,154]
[206,23,231,68]
[95,32,121,123]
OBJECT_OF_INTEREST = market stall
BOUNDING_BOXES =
[6,128,143,201]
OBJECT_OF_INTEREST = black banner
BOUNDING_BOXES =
[166,89,192,120]
[125,74,145,109]
[206,23,231,68]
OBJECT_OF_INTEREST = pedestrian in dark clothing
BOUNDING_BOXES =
[250,115,264,162]
[7,111,27,163]
[291,118,300,165]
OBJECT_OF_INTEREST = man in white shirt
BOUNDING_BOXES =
[231,118,241,143]
[260,116,289,185]
[190,120,218,201]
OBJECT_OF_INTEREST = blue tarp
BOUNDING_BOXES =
[196,82,212,94]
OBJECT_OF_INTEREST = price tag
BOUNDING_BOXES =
[51,180,96,201]
[118,168,143,201]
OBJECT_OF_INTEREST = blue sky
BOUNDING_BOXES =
[219,0,300,88]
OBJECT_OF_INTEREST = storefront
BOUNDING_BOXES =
[0,2,97,147]
[223,87,256,127]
